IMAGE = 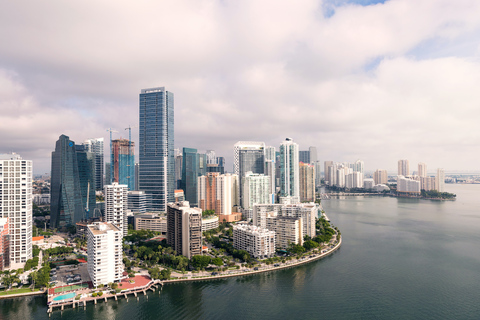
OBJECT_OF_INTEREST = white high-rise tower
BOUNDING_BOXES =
[104,183,128,236]
[0,153,32,269]
[279,138,299,199]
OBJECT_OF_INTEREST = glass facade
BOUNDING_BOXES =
[181,148,206,206]
[50,135,84,227]
[76,145,96,220]
[139,87,174,212]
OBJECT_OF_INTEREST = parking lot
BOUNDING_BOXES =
[50,263,90,287]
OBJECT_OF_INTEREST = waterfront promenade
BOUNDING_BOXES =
[45,234,342,313]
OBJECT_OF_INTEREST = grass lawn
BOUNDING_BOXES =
[0,288,39,296]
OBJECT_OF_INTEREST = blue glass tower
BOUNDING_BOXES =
[51,135,95,227]
[181,148,206,206]
[139,87,174,212]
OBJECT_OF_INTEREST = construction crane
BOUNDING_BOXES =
[125,125,138,190]
[106,128,118,185]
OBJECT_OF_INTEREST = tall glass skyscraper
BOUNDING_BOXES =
[233,141,265,205]
[139,87,174,212]
[181,148,206,206]
[112,139,135,191]
[83,138,104,191]
[51,135,95,227]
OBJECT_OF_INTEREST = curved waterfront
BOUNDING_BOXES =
[2,184,480,319]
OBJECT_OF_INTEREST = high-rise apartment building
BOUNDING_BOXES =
[436,168,445,192]
[233,224,275,258]
[299,151,310,164]
[418,163,427,177]
[0,153,32,269]
[112,139,135,191]
[87,222,123,287]
[83,138,104,191]
[324,161,333,184]
[167,201,202,259]
[234,141,265,204]
[104,183,128,236]
[280,138,299,198]
[314,161,322,188]
[0,218,9,271]
[398,159,410,176]
[139,87,174,212]
[264,146,276,204]
[266,216,303,249]
[373,169,388,185]
[51,135,95,227]
[299,162,315,202]
[242,172,271,210]
[181,148,206,206]
[198,173,239,215]
[354,160,364,176]
[397,175,420,194]
[309,146,318,164]
[206,150,216,164]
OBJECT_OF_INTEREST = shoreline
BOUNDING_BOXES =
[161,235,342,285]
[43,234,342,313]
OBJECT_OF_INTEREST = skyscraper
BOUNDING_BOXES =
[398,159,410,176]
[418,163,427,177]
[373,169,388,185]
[167,201,202,259]
[309,146,318,164]
[51,135,85,227]
[264,146,276,204]
[0,153,32,269]
[299,162,315,202]
[181,148,206,206]
[299,151,310,164]
[436,168,445,192]
[75,145,96,220]
[242,172,271,210]
[112,139,135,191]
[83,138,104,191]
[324,161,333,184]
[233,141,265,204]
[104,183,128,236]
[280,138,299,198]
[139,87,174,212]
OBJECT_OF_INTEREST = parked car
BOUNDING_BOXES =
[253,267,259,271]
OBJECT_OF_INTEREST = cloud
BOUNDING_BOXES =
[0,0,480,173]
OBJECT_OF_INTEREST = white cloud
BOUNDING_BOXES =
[0,0,480,173]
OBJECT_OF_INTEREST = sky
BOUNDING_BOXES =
[1,0,480,174]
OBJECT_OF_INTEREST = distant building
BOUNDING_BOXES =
[104,183,128,236]
[112,139,135,191]
[87,222,123,287]
[372,184,390,192]
[363,178,375,189]
[0,153,33,269]
[418,163,427,178]
[83,138,104,191]
[234,141,265,204]
[299,162,315,201]
[0,218,9,271]
[436,168,445,192]
[233,224,275,258]
[174,190,185,202]
[299,151,310,164]
[128,191,148,214]
[167,202,202,259]
[280,138,299,198]
[398,159,410,176]
[373,169,388,185]
[264,146,276,204]
[324,161,334,185]
[33,194,50,205]
[420,176,436,191]
[397,175,421,194]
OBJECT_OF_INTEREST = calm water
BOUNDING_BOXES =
[1,184,480,320]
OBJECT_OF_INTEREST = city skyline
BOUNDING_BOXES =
[2,1,480,173]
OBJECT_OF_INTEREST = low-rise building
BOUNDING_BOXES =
[201,216,219,232]
[87,222,123,287]
[233,224,275,258]
[134,214,167,234]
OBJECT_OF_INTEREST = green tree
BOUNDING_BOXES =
[191,255,212,269]
[212,257,223,266]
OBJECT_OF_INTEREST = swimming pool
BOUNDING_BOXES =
[53,292,76,301]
